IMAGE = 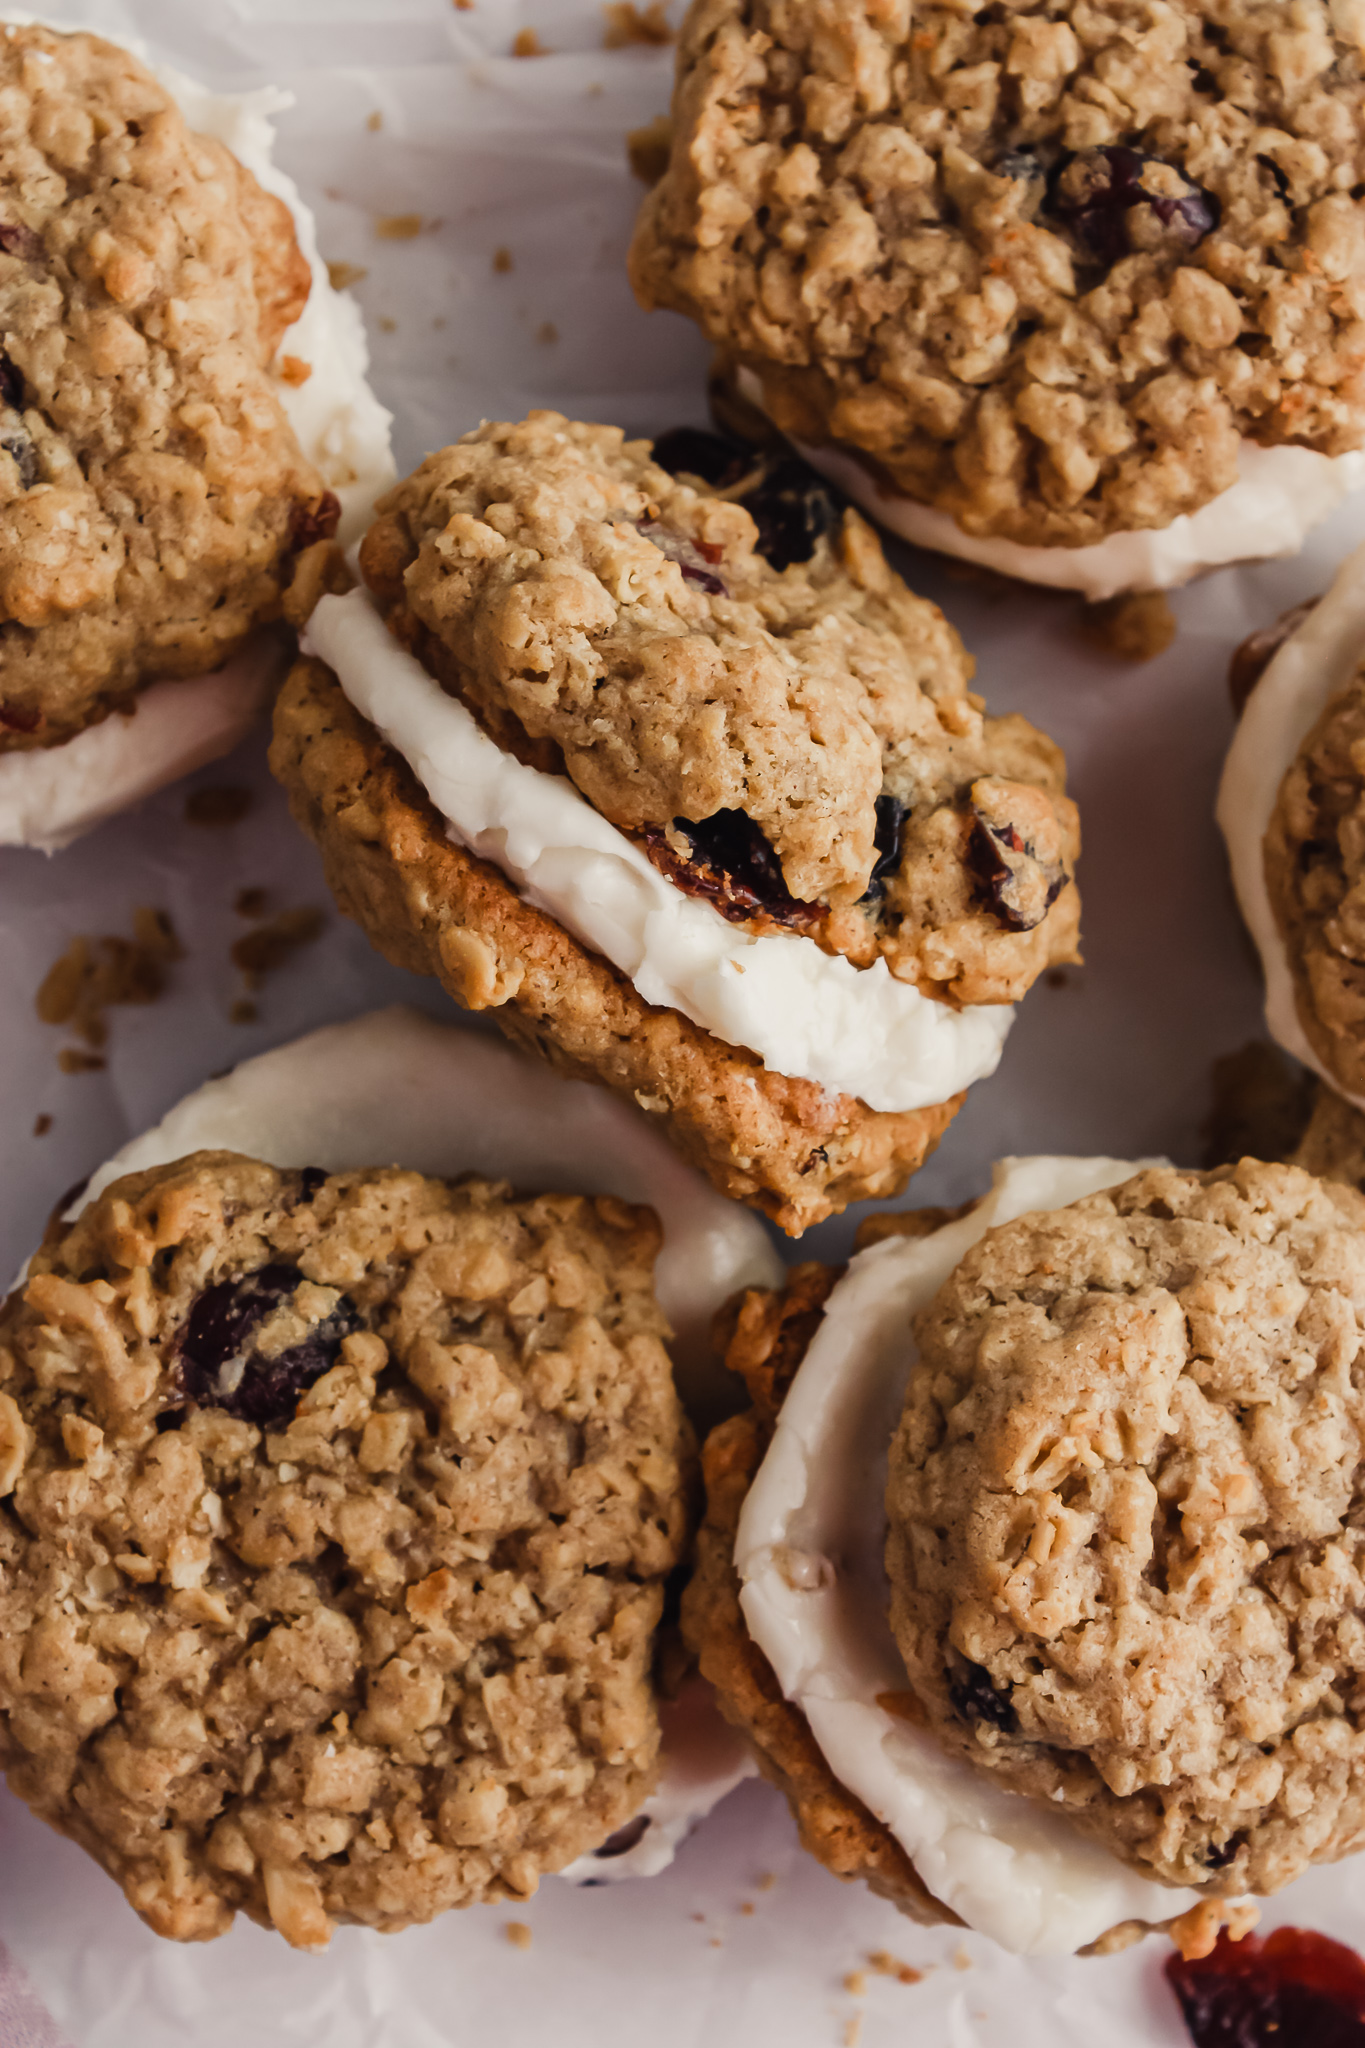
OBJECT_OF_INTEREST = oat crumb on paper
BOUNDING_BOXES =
[757,1872,778,1891]
[37,909,183,1064]
[603,3,674,47]
[378,317,397,334]
[185,784,253,828]
[867,1951,923,1986]
[326,260,368,292]
[374,213,423,242]
[626,113,671,186]
[32,1113,50,1137]
[843,1971,867,1997]
[278,355,312,388]
[366,110,382,131]
[513,28,546,56]
[57,1049,106,1074]
[230,906,325,993]
[953,1946,972,1972]
[492,247,514,274]
[843,2016,863,2048]
[537,321,559,345]
[739,1901,755,1916]
[505,1922,533,1951]
[1079,591,1178,664]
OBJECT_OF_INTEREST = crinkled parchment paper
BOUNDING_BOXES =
[3,3,1365,2042]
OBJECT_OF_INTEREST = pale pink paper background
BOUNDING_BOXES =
[2,3,1365,2042]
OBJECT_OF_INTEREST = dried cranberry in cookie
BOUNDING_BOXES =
[0,1152,688,1946]
[631,1,1365,595]
[275,412,1081,1232]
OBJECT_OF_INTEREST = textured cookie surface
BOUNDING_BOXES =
[0,1153,688,1945]
[888,1159,1365,1897]
[631,0,1365,548]
[0,21,335,749]
[360,411,1079,1005]
[1266,660,1365,1097]
[270,651,962,1235]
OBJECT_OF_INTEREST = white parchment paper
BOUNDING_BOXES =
[4,2,1365,2042]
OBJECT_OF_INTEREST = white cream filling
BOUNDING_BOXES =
[302,588,1014,1115]
[0,21,396,852]
[1217,536,1365,1113]
[735,1154,1202,1956]
[60,1005,775,1878]
[736,367,1365,603]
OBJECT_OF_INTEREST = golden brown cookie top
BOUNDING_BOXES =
[0,22,335,750]
[0,1152,688,1945]
[631,0,1365,549]
[358,411,1079,1005]
[887,1158,1365,1897]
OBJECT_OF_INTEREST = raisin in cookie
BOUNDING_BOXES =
[888,1159,1365,1899]
[632,0,1365,588]
[0,21,339,753]
[1220,536,1365,1108]
[272,412,1079,1233]
[0,1152,688,1947]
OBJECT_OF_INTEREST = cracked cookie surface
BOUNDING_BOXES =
[0,21,336,750]
[1266,658,1365,1098]
[888,1159,1365,1898]
[631,0,1365,549]
[0,1152,688,1946]
[359,411,1079,1005]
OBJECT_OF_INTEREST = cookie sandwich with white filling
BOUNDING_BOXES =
[272,411,1080,1234]
[0,17,393,852]
[631,0,1365,602]
[687,1154,1365,1956]
[1219,537,1365,1114]
[0,1007,776,1945]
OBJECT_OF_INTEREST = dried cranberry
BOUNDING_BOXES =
[1204,1834,1244,1870]
[1050,146,1218,266]
[739,456,838,571]
[642,808,823,931]
[859,794,908,905]
[1228,598,1319,715]
[0,224,40,260]
[948,1660,1017,1733]
[0,701,40,733]
[293,1166,329,1205]
[1,430,36,488]
[288,490,341,553]
[178,1262,357,1427]
[1166,1926,1365,2048]
[592,1815,651,1859]
[0,350,23,411]
[966,805,1067,933]
[651,426,752,491]
[637,520,728,597]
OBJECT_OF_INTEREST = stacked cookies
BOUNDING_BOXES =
[7,0,1365,1988]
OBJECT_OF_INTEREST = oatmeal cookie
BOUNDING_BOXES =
[1264,659,1365,1098]
[269,651,961,1234]
[888,1158,1365,1898]
[0,21,337,751]
[0,1152,689,1946]
[357,412,1080,1003]
[631,0,1365,549]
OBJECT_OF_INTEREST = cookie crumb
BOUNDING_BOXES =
[375,213,423,241]
[505,1921,533,1951]
[709,1937,723,1949]
[843,2017,863,2048]
[230,999,259,1027]
[953,1945,972,1972]
[1079,591,1177,664]
[278,355,311,387]
[37,910,182,1064]
[867,1950,923,1985]
[536,321,559,345]
[739,1901,754,1916]
[757,1872,778,1891]
[843,1971,867,1997]
[366,110,382,131]
[32,1113,51,1136]
[512,28,546,55]
[454,0,474,8]
[492,247,514,274]
[57,1049,106,1075]
[603,2,673,46]
[691,1912,705,1923]
[326,260,368,292]
[627,113,672,186]
[234,887,269,920]
[185,784,253,827]
[378,316,397,333]
[230,906,325,993]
